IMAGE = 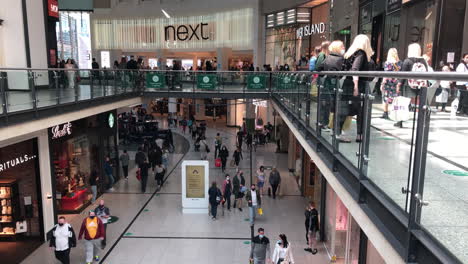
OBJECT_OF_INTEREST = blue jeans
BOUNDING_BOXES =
[91,185,97,202]
[249,205,257,226]
[107,173,115,189]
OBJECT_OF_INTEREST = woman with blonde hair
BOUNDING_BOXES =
[342,34,374,142]
[380,48,402,119]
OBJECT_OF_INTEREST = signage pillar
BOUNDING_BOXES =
[181,160,209,214]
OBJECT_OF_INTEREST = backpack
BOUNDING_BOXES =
[408,61,428,89]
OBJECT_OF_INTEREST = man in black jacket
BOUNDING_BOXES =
[135,147,146,169]
[304,201,319,254]
[49,216,77,264]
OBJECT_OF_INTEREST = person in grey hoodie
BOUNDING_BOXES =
[268,167,281,199]
[250,227,271,264]
[119,150,130,179]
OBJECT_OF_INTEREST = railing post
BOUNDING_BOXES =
[0,72,7,116]
[90,70,94,99]
[29,70,38,114]
[53,71,60,105]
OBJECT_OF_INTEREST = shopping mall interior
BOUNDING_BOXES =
[0,0,468,263]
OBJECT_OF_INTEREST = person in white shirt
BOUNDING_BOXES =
[456,53,468,114]
[272,234,295,264]
[49,216,76,264]
[246,184,262,226]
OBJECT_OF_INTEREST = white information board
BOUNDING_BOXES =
[181,160,209,214]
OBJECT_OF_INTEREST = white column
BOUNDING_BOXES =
[168,98,177,114]
[253,0,265,68]
[38,130,54,240]
[216,47,232,71]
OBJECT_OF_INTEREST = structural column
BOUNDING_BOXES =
[216,47,232,71]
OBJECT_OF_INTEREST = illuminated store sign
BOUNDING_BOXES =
[164,23,210,41]
[48,0,59,18]
[0,154,37,173]
[297,23,326,38]
[51,122,72,139]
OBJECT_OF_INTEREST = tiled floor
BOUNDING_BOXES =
[22,118,329,264]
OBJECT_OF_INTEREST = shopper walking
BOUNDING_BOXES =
[208,182,222,220]
[181,118,188,134]
[65,59,76,88]
[237,128,244,150]
[456,53,468,114]
[343,34,374,142]
[316,40,345,136]
[214,133,222,158]
[246,184,262,226]
[119,150,129,180]
[436,66,451,112]
[89,167,99,203]
[188,118,193,134]
[49,216,76,264]
[135,147,146,169]
[396,43,429,127]
[250,227,271,264]
[380,48,402,119]
[103,157,114,190]
[218,145,229,172]
[233,147,243,167]
[315,41,330,70]
[155,163,165,188]
[139,158,150,193]
[78,211,105,264]
[268,168,281,199]
[272,234,295,264]
[222,174,233,211]
[94,200,110,249]
[257,166,266,196]
[304,201,319,255]
[200,136,209,160]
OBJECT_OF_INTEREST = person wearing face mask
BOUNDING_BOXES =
[49,216,76,264]
[78,211,105,264]
[250,227,271,264]
[246,184,262,226]
[94,200,110,249]
[272,234,295,264]
[222,174,233,211]
[218,145,229,173]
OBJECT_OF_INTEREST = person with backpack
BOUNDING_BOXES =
[214,133,222,158]
[49,216,77,264]
[218,145,229,172]
[396,43,429,128]
[208,182,222,220]
[456,53,468,115]
[343,34,374,142]
[380,48,402,120]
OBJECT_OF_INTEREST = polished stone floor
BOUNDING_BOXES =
[22,119,328,264]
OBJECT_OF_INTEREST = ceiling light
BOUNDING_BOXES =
[161,9,170,18]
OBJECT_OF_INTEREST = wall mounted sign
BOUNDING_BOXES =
[108,113,115,128]
[48,0,59,18]
[0,154,38,173]
[164,23,210,41]
[387,0,401,14]
[51,122,72,139]
[296,23,326,38]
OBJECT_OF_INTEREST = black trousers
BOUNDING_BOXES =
[55,249,70,264]
[271,184,279,199]
[102,223,107,248]
[122,166,129,178]
[141,175,148,192]
[224,193,231,209]
[210,202,218,218]
[221,159,227,171]
[214,146,221,158]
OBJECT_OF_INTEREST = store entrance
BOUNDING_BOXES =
[371,14,385,67]
[0,138,45,264]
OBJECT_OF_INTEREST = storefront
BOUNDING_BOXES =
[265,2,329,69]
[91,8,254,71]
[49,111,118,214]
[0,138,45,263]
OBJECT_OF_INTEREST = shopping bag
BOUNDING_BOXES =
[136,169,141,181]
[257,208,263,215]
[215,158,221,168]
[310,82,318,97]
[328,113,334,129]
[342,116,353,131]
[389,96,411,122]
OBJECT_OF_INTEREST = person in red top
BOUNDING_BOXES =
[78,211,105,264]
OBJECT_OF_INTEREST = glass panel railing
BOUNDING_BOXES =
[3,70,35,112]
[419,83,468,264]
[317,75,336,145]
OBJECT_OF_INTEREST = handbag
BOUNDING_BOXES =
[257,207,263,215]
[136,169,141,181]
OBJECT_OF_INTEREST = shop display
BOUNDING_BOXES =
[0,180,20,238]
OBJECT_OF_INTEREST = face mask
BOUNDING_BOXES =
[259,235,264,238]
[89,216,95,219]
[251,188,256,191]
[58,223,64,226]
[226,177,230,181]
[340,50,345,55]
